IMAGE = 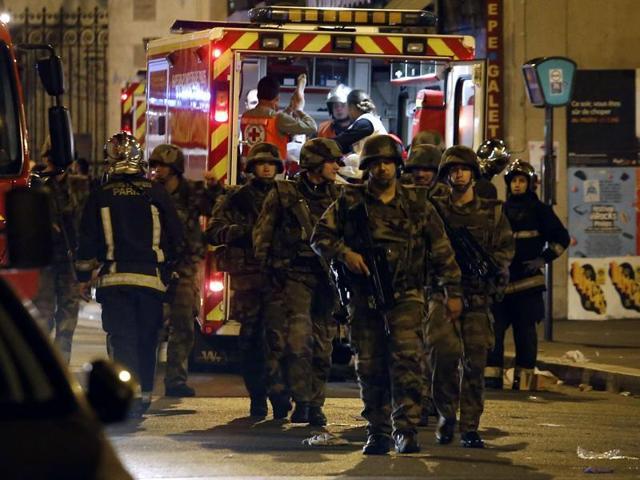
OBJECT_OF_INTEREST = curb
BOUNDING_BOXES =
[504,353,640,394]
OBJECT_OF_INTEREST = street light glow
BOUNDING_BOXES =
[0,12,11,24]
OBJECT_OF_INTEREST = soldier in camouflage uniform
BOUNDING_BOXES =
[31,141,81,364]
[403,143,448,425]
[149,144,217,397]
[206,142,283,418]
[311,134,463,455]
[253,138,343,425]
[430,145,514,448]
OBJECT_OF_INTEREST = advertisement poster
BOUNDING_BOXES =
[568,257,640,319]
[567,70,638,166]
[568,167,637,258]
[567,167,640,319]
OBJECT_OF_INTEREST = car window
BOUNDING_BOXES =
[0,280,77,419]
[0,301,55,403]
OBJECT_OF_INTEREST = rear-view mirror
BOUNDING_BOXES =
[49,106,74,169]
[5,187,53,269]
[36,55,66,96]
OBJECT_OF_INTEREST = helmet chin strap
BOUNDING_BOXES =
[449,177,474,194]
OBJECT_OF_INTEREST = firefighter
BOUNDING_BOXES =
[76,132,183,418]
[311,135,463,455]
[240,75,317,162]
[31,138,81,364]
[475,139,511,200]
[486,159,569,390]
[430,146,514,448]
[318,84,352,139]
[149,144,216,398]
[252,138,343,425]
[334,89,387,158]
[206,142,283,419]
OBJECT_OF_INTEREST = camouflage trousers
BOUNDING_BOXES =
[428,295,493,432]
[230,273,271,400]
[164,274,199,388]
[33,262,80,364]
[263,271,336,404]
[419,302,432,412]
[349,298,423,437]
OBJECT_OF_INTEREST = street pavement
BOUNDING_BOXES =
[70,303,640,479]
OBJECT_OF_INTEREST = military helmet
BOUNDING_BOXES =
[477,138,511,179]
[358,134,404,170]
[405,144,442,172]
[411,130,443,149]
[437,145,481,180]
[504,158,536,189]
[245,142,284,174]
[149,143,185,174]
[326,84,351,116]
[104,131,145,175]
[299,138,344,171]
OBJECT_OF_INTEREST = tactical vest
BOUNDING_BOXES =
[240,110,288,159]
[351,113,387,155]
[268,178,338,270]
[433,195,502,292]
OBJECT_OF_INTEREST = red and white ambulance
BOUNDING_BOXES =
[145,6,487,367]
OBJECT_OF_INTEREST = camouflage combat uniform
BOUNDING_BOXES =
[32,170,81,364]
[149,144,218,393]
[311,182,462,440]
[253,138,344,422]
[207,177,275,408]
[430,146,514,439]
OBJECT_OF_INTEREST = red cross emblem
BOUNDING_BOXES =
[244,124,265,145]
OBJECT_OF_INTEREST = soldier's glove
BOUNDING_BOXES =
[523,257,545,275]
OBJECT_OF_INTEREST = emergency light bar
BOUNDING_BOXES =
[249,6,437,28]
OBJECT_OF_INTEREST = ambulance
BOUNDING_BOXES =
[145,6,486,367]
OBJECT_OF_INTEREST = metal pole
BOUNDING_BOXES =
[543,105,554,341]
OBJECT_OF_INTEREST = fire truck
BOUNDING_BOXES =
[145,6,486,368]
[120,80,147,149]
[0,21,73,298]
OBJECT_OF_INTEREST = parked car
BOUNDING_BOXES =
[0,188,134,479]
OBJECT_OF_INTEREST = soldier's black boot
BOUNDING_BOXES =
[460,431,485,448]
[308,406,327,426]
[362,434,391,455]
[165,383,195,397]
[290,402,310,423]
[485,377,503,389]
[394,432,420,454]
[250,395,268,418]
[269,394,292,420]
[435,416,456,445]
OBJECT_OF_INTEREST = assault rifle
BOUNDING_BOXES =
[337,201,395,334]
[429,199,502,292]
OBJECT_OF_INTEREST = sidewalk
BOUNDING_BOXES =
[503,319,640,394]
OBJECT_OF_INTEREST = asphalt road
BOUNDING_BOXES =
[105,374,640,479]
[70,304,640,479]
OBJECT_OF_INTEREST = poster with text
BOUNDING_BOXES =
[567,69,638,166]
[568,167,637,258]
[568,257,640,319]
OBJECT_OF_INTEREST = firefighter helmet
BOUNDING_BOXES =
[299,138,344,171]
[245,142,284,174]
[404,144,442,172]
[477,138,510,178]
[504,158,536,190]
[358,134,404,170]
[437,145,481,180]
[327,84,351,117]
[149,143,185,174]
[104,131,145,175]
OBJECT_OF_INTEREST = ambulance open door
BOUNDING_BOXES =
[445,61,486,150]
